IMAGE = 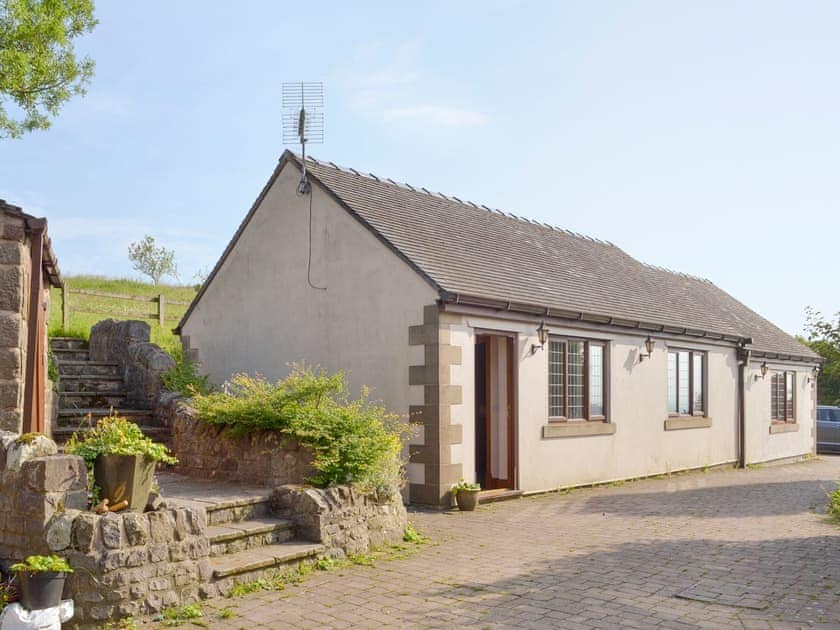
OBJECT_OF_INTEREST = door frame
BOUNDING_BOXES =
[475,331,517,490]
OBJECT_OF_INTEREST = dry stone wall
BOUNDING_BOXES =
[0,431,210,628]
[89,320,175,409]
[161,397,315,487]
[271,486,407,556]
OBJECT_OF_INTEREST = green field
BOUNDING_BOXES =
[49,276,198,357]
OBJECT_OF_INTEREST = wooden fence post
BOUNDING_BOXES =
[158,294,165,327]
[62,283,70,331]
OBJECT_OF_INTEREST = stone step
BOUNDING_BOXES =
[59,391,128,408]
[56,408,155,428]
[210,541,325,581]
[207,518,295,557]
[51,348,91,362]
[205,496,273,526]
[58,376,124,393]
[50,337,89,351]
[56,361,121,377]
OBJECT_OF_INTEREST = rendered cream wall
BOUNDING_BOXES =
[180,163,437,419]
[744,361,815,464]
[442,313,743,492]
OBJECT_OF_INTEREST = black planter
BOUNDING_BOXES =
[17,571,66,611]
[94,453,155,512]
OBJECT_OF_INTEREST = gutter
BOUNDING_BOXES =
[736,342,751,468]
[439,291,756,348]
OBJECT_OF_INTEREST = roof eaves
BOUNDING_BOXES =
[440,291,758,346]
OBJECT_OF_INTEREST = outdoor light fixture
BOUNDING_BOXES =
[531,321,549,355]
[639,336,655,362]
[809,365,821,385]
[755,362,769,381]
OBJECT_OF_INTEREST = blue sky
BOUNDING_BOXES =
[1,1,837,336]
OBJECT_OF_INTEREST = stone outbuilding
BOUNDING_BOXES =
[0,200,61,435]
[176,152,822,507]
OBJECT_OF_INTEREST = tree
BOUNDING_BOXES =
[0,0,97,138]
[128,235,178,286]
[802,307,840,405]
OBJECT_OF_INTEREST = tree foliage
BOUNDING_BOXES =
[802,307,840,405]
[0,0,97,138]
[128,234,178,285]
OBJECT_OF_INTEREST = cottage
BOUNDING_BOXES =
[0,200,62,435]
[177,152,821,506]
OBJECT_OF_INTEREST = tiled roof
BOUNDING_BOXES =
[296,154,817,361]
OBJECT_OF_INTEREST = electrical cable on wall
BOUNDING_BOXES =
[305,185,326,291]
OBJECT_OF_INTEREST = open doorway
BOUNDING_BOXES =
[474,334,516,490]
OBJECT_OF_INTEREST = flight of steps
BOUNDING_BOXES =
[50,337,170,445]
[159,474,325,592]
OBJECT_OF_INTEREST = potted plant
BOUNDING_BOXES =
[65,415,177,512]
[452,478,481,511]
[9,555,72,611]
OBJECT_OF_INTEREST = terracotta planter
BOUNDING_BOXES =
[94,453,155,512]
[17,571,66,611]
[455,489,480,511]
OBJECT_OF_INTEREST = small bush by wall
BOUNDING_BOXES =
[161,396,314,487]
[190,367,408,498]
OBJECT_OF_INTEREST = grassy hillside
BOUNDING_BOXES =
[49,276,198,356]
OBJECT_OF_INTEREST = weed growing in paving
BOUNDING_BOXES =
[103,619,138,630]
[827,484,840,522]
[160,604,203,626]
[218,607,236,620]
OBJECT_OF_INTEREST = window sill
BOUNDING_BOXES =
[769,422,798,434]
[664,416,712,431]
[542,422,616,439]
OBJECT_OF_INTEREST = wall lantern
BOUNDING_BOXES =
[809,365,821,385]
[531,321,549,355]
[639,336,655,362]
[756,362,769,380]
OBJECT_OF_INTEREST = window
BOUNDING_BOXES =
[667,350,706,416]
[548,338,607,421]
[771,371,795,422]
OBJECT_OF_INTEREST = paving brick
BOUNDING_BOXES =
[147,456,840,629]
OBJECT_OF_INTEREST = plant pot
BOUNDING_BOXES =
[17,571,66,611]
[94,453,155,512]
[455,489,480,511]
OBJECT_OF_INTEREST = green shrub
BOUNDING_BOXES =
[192,367,407,496]
[65,415,178,468]
[161,356,213,397]
[828,484,840,521]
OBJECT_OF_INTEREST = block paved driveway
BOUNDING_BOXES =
[192,456,840,629]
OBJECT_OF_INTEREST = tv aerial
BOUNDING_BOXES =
[282,82,324,195]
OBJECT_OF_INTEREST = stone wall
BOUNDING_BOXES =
[161,396,314,487]
[0,432,87,562]
[54,505,209,626]
[89,320,175,409]
[0,430,210,628]
[1,421,408,626]
[271,485,408,555]
[0,211,31,432]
